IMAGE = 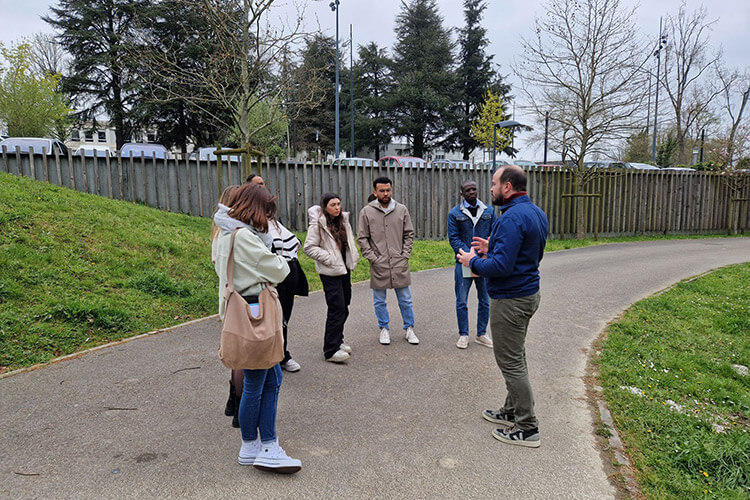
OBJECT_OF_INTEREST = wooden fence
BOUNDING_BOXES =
[1,149,748,239]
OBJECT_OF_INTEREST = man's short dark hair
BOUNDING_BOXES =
[500,167,527,192]
[246,173,258,184]
[373,176,392,189]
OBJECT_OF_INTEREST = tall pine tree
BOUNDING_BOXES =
[390,0,456,158]
[343,42,393,160]
[44,0,148,149]
[292,35,337,157]
[453,0,510,159]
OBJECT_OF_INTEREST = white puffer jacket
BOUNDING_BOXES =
[303,205,360,276]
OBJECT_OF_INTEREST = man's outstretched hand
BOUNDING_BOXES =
[471,237,489,255]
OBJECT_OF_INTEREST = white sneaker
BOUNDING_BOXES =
[379,327,391,345]
[253,439,302,474]
[475,335,493,348]
[339,343,352,354]
[326,349,350,363]
[456,335,469,349]
[238,438,261,465]
[281,359,301,372]
[404,327,419,345]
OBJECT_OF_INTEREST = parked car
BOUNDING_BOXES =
[331,157,377,167]
[480,159,509,170]
[75,145,114,157]
[0,137,68,155]
[120,143,171,159]
[379,156,429,168]
[430,159,472,169]
[625,162,661,170]
[189,146,241,163]
[514,159,538,169]
[584,160,628,169]
[661,167,696,172]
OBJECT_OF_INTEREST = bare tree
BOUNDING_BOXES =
[135,0,324,156]
[660,3,723,164]
[29,33,68,77]
[515,0,650,238]
[716,66,750,167]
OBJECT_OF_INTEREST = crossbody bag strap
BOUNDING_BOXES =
[225,228,241,293]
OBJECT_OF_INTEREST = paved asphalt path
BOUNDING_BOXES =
[2,238,749,499]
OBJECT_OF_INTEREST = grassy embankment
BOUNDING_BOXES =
[1,171,745,373]
[597,264,749,499]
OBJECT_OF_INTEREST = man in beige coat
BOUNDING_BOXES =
[357,176,419,345]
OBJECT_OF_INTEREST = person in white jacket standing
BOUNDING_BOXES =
[304,192,360,363]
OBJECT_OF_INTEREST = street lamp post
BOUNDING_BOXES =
[493,120,527,171]
[651,18,667,164]
[350,24,354,158]
[543,111,549,164]
[330,0,340,159]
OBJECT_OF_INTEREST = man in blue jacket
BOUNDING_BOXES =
[447,180,495,349]
[457,165,548,448]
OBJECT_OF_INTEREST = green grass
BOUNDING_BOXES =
[0,171,744,374]
[598,263,750,499]
[0,172,218,372]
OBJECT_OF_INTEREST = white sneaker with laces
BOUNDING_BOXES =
[379,327,391,345]
[475,335,493,348]
[326,349,350,363]
[282,359,301,372]
[405,326,419,345]
[456,335,469,349]
[253,439,302,474]
[238,438,261,465]
[339,343,352,354]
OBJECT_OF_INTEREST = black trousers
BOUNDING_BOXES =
[275,260,299,363]
[320,272,352,359]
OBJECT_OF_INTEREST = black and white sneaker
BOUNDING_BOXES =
[492,426,540,448]
[482,409,515,426]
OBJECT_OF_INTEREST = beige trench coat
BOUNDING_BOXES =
[357,199,414,289]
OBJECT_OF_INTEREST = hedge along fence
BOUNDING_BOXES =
[1,147,748,239]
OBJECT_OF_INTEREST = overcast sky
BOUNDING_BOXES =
[2,0,748,160]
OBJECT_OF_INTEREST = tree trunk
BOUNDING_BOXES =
[575,172,586,239]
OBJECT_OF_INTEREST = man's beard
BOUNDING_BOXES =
[491,192,503,206]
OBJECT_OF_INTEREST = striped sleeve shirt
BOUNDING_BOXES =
[268,219,301,261]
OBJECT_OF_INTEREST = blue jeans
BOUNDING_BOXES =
[373,286,415,330]
[239,364,283,442]
[454,263,489,336]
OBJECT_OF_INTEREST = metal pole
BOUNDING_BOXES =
[651,18,663,163]
[645,70,651,135]
[333,1,340,159]
[492,123,497,171]
[350,24,354,158]
[700,128,705,163]
[543,111,549,164]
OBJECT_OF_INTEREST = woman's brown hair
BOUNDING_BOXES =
[229,183,276,232]
[320,192,348,252]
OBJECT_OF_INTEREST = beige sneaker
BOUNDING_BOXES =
[339,343,352,354]
[475,335,493,348]
[456,336,469,349]
[326,350,350,363]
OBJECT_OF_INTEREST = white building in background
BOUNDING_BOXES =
[66,123,163,153]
